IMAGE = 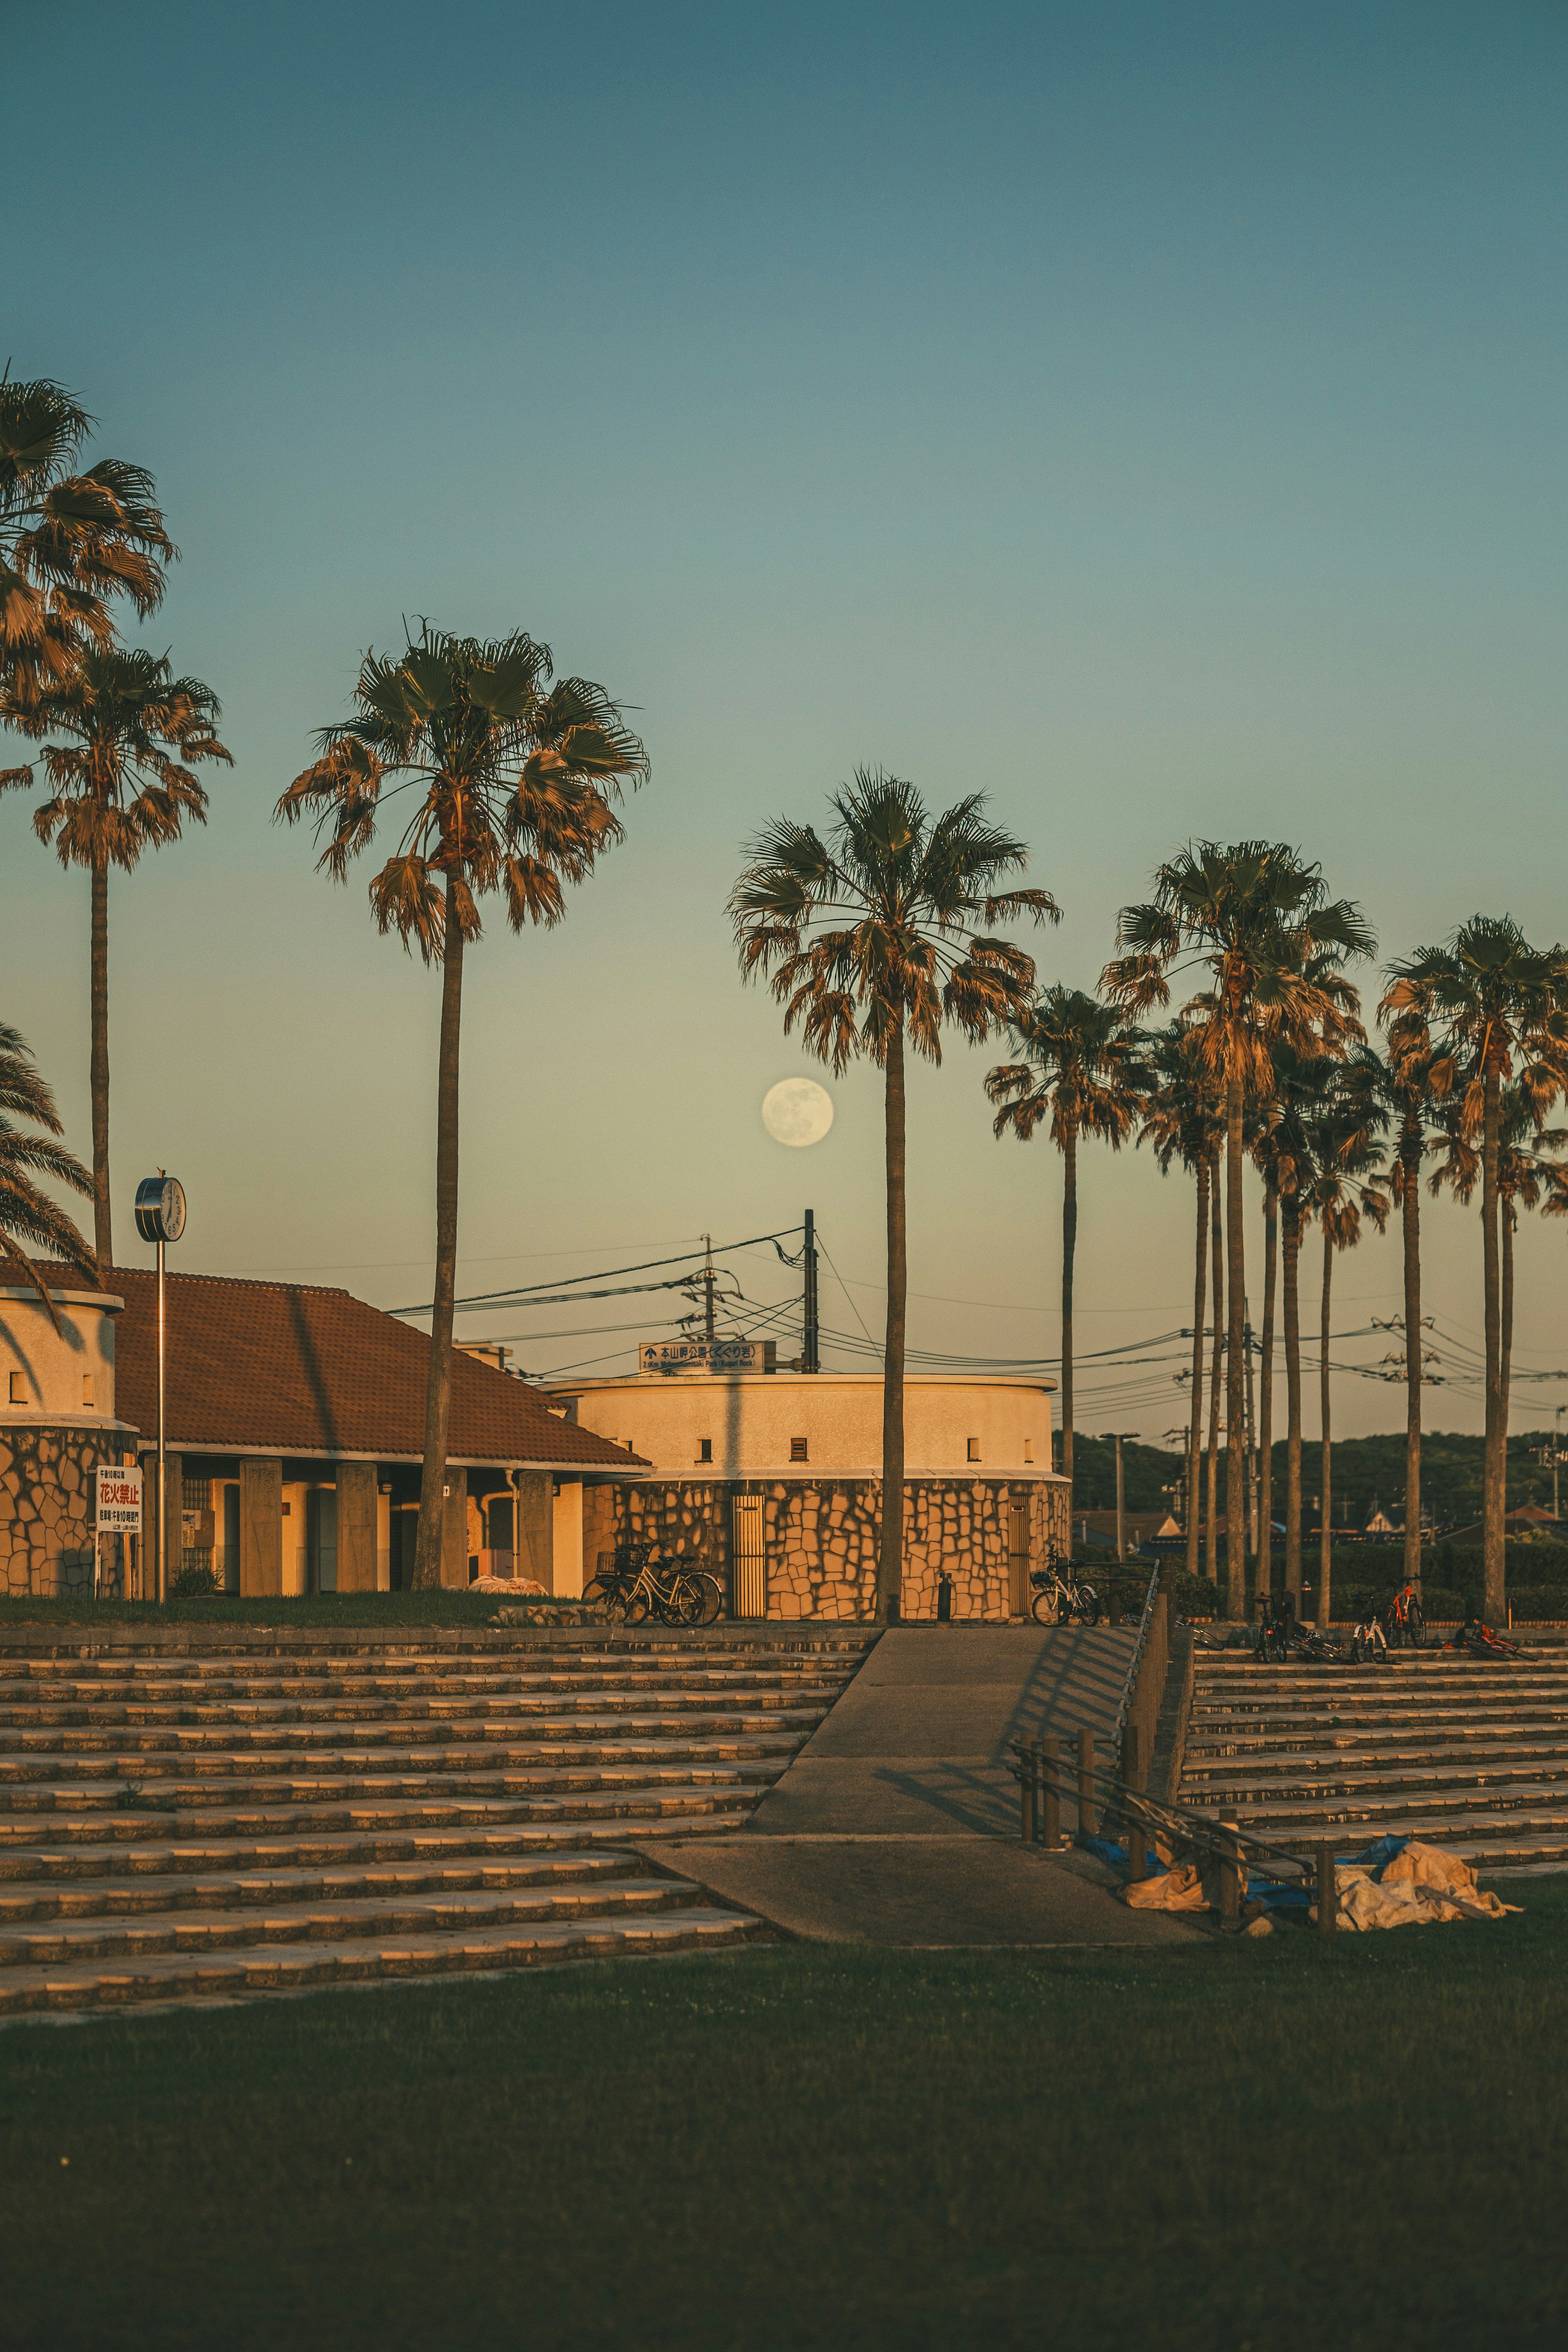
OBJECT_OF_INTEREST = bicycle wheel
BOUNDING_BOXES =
[583,1575,639,1624]
[1075,1586,1100,1628]
[655,1575,704,1626]
[687,1573,724,1626]
[1031,1586,1059,1625]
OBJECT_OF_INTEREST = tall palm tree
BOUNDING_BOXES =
[1,647,231,1264]
[730,770,1057,1618]
[0,375,174,708]
[985,988,1145,1506]
[1262,1046,1333,1609]
[1383,920,1568,1624]
[1428,1086,1568,1478]
[1247,1100,1283,1603]
[1304,1055,1388,1626]
[1205,1149,1224,1581]
[1137,1025,1222,1580]
[0,1022,94,1326]
[279,624,648,1588]
[1105,842,1372,1618]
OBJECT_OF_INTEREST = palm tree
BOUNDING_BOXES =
[0,375,174,708]
[279,624,648,1588]
[0,1023,94,1326]
[1261,1045,1334,1610]
[1368,1013,1440,1585]
[1137,1025,1222,1581]
[1105,842,1372,1619]
[1304,1055,1388,1626]
[729,770,1057,1618]
[985,989,1144,1506]
[1428,1086,1568,1481]
[1,648,231,1265]
[1205,1146,1224,1581]
[1247,1100,1283,1603]
[1383,920,1568,1624]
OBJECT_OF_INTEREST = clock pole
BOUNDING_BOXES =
[135,1172,188,1605]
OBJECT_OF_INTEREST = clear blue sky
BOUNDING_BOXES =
[6,1,1567,1439]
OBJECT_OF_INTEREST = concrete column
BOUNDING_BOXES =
[440,1467,468,1587]
[336,1460,378,1592]
[551,1480,583,1597]
[514,1471,555,1590]
[240,1457,283,1595]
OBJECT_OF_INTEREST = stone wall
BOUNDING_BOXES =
[582,1475,1071,1622]
[0,1425,119,1597]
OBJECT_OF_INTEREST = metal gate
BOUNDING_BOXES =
[731,1494,767,1619]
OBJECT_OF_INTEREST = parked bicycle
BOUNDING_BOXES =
[1029,1557,1100,1627]
[582,1544,724,1627]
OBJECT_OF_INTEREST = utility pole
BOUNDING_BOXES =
[701,1234,717,1346]
[1106,1431,1139,1561]
[802,1209,820,1374]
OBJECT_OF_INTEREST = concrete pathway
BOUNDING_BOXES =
[646,1626,1205,1948]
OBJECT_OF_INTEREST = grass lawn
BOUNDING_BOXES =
[4,1885,1565,2352]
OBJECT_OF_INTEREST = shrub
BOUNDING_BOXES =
[169,1562,218,1598]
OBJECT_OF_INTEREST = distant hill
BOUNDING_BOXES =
[1067,1430,1563,1530]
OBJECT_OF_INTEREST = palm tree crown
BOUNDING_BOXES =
[278,624,648,956]
[0,376,174,707]
[0,1023,93,1325]
[1,645,231,868]
[730,771,1058,1074]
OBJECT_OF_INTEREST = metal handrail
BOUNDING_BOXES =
[1109,1562,1163,1757]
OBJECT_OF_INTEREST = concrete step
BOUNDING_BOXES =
[1196,1784,1568,1831]
[0,1760,785,1817]
[0,1874,708,1964]
[0,1782,766,1845]
[0,1905,761,2014]
[0,1846,645,1921]
[0,1813,740,1883]
[0,1663,858,1702]
[0,1712,826,1767]
[1185,1740,1568,1784]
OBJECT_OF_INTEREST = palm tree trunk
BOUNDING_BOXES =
[1482,1068,1505,1625]
[1224,1077,1247,1621]
[1205,1151,1223,1581]
[1060,1121,1077,1503]
[1186,1156,1208,1581]
[1318,1231,1334,1629]
[1283,1198,1302,1606]
[878,1019,907,1619]
[89,860,112,1268]
[1401,1114,1423,1590]
[1258,1182,1276,1606]
[412,877,465,1589]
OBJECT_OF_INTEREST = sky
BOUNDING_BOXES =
[5,0,1567,1443]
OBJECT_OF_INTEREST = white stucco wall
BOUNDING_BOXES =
[0,1286,125,1430]
[546,1371,1060,1483]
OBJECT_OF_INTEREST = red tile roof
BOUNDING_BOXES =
[45,1265,645,1470]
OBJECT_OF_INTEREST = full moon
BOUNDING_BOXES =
[762,1078,834,1148]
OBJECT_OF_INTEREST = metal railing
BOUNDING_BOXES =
[1009,1729,1342,1938]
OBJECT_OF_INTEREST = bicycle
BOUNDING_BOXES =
[1029,1559,1100,1627]
[582,1546,724,1626]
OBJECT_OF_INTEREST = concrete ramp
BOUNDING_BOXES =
[653,1625,1204,1947]
[744,1624,1136,1836]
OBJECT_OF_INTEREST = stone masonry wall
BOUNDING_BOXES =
[586,1476,1071,1622]
[0,1425,119,1597]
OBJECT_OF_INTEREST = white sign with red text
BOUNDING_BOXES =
[95,1465,143,1533]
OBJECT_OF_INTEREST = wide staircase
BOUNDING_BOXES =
[0,1627,874,2016]
[1179,1637,1568,1872]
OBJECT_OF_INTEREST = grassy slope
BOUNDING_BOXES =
[5,1889,1566,2352]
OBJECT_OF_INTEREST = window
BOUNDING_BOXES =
[697,1438,713,1464]
[1024,1439,1033,1464]
[790,1437,808,1463]
[82,1374,94,1408]
[7,1372,23,1404]
[967,1438,981,1463]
